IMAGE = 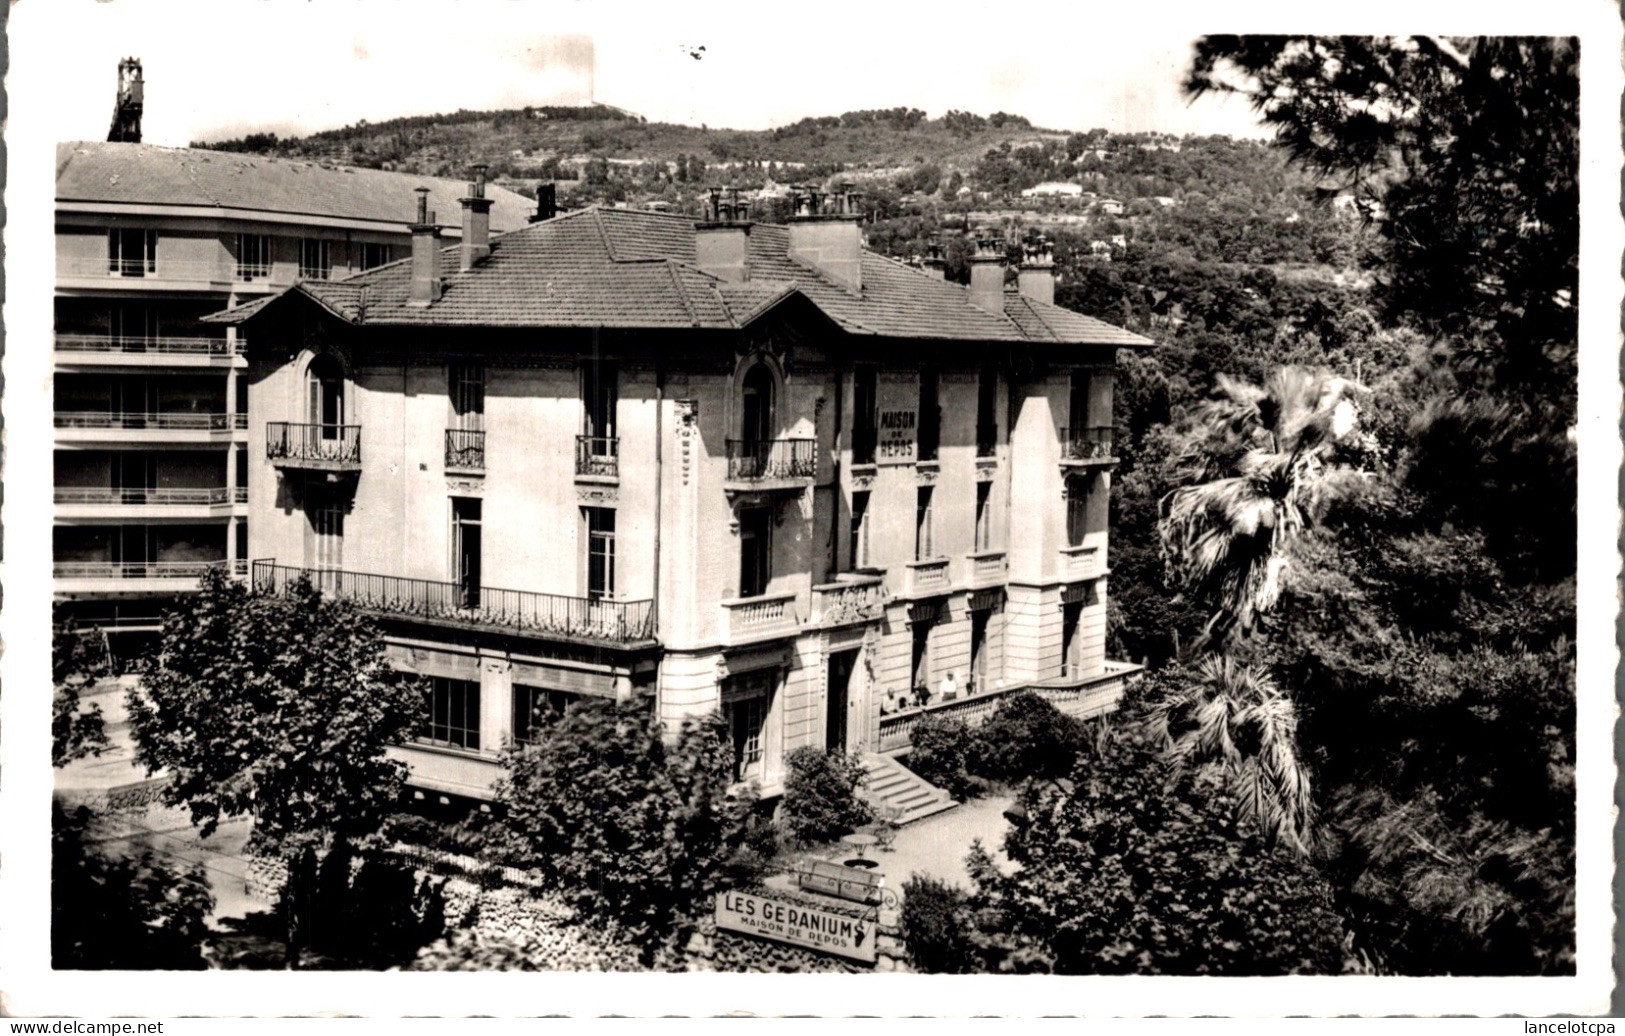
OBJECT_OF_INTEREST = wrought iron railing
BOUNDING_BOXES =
[575,435,619,477]
[55,411,235,430]
[445,428,486,472]
[266,422,361,465]
[1059,425,1113,461]
[55,486,232,505]
[54,334,239,357]
[726,438,816,481]
[251,561,655,644]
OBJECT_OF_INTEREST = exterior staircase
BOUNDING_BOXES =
[858,753,957,826]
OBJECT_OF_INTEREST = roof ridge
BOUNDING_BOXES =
[663,259,702,327]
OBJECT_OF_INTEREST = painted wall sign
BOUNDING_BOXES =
[714,890,877,963]
[877,408,917,464]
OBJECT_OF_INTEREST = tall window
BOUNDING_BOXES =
[306,354,344,431]
[449,363,485,431]
[969,610,990,694]
[739,507,771,597]
[918,367,940,462]
[512,685,579,745]
[585,507,616,600]
[361,242,393,270]
[849,490,871,571]
[1066,476,1088,547]
[299,238,332,280]
[852,369,878,465]
[977,367,998,456]
[583,360,617,447]
[108,228,155,277]
[307,487,343,572]
[425,677,480,750]
[452,497,482,607]
[1061,601,1084,679]
[724,670,775,782]
[911,621,933,696]
[974,482,993,551]
[739,362,775,455]
[915,486,935,561]
[236,234,271,280]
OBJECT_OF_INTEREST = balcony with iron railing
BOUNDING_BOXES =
[54,334,243,367]
[55,486,239,513]
[267,422,361,472]
[445,429,485,474]
[1058,425,1114,466]
[58,255,294,288]
[55,411,243,439]
[719,591,800,645]
[575,435,619,479]
[725,438,816,492]
[53,558,234,590]
[251,560,656,646]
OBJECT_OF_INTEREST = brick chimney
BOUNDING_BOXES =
[786,183,862,293]
[968,234,1007,313]
[694,187,751,283]
[921,235,946,280]
[1017,236,1056,306]
[408,187,442,307]
[459,164,493,272]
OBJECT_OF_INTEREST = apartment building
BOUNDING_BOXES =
[52,141,534,643]
[210,183,1149,802]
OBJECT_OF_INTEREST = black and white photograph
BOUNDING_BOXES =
[1,0,1616,1019]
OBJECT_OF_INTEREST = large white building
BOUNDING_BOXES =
[211,185,1150,813]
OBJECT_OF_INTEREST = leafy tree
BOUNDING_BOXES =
[128,568,425,967]
[962,731,1347,975]
[780,746,872,844]
[491,698,755,959]
[899,875,975,973]
[52,802,215,969]
[52,612,110,767]
[905,715,987,801]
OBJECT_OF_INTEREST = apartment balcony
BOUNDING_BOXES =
[1059,543,1106,581]
[57,256,293,291]
[55,485,242,520]
[808,574,888,629]
[719,591,800,646]
[54,334,244,369]
[575,435,619,480]
[964,549,1008,588]
[55,411,243,444]
[724,438,816,495]
[1058,426,1115,467]
[445,429,485,475]
[54,558,233,594]
[251,561,656,647]
[266,422,361,473]
[901,557,952,599]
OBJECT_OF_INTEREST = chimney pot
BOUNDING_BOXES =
[968,232,1008,313]
[1017,234,1057,306]
[460,171,495,272]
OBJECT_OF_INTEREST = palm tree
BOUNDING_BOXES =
[1144,655,1315,853]
[1159,366,1368,650]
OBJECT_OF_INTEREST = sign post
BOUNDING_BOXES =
[714,890,878,964]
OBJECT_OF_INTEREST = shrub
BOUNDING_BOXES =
[906,715,988,800]
[780,747,872,844]
[975,691,1090,782]
[900,874,976,973]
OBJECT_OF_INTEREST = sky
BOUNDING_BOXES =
[21,0,1274,146]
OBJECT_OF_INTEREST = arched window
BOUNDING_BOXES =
[306,354,345,439]
[740,362,775,454]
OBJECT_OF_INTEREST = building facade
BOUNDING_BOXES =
[52,142,534,643]
[213,186,1149,802]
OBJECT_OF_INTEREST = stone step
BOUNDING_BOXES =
[857,752,956,827]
